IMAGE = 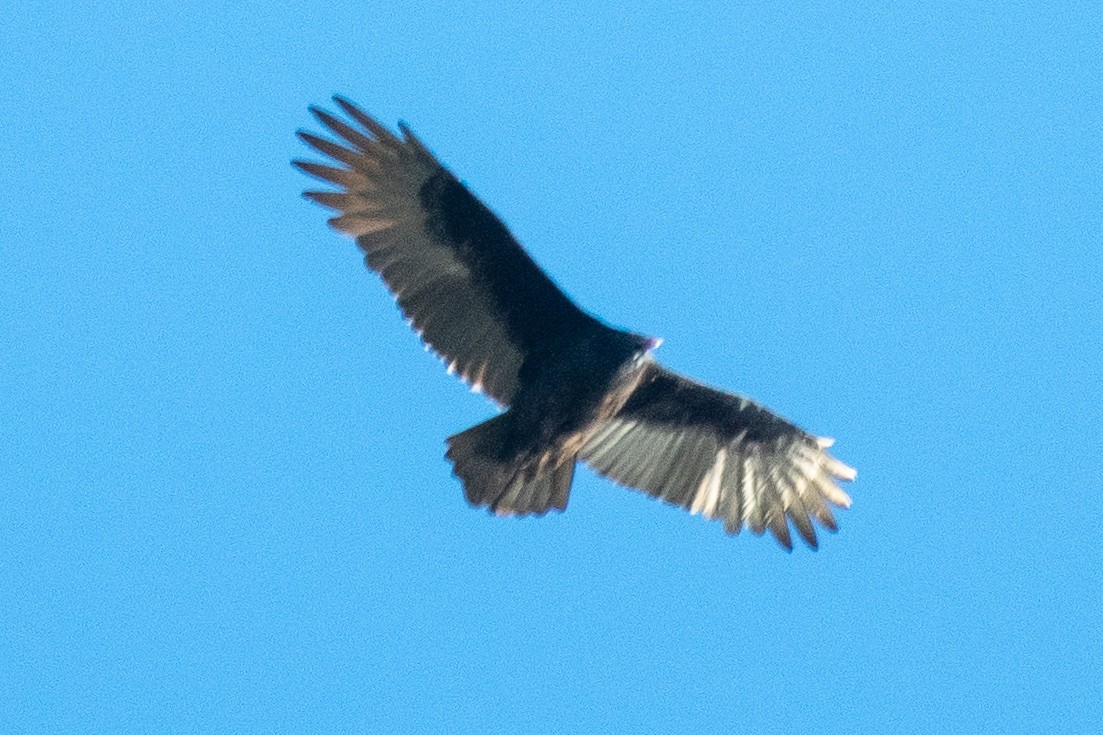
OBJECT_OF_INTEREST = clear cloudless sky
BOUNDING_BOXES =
[2,2,1100,732]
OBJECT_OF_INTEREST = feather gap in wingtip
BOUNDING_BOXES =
[311,106,378,153]
[332,97,404,148]
[293,161,371,190]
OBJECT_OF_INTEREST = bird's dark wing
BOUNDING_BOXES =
[580,361,855,549]
[295,98,597,405]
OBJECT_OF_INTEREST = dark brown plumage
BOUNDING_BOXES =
[295,97,856,549]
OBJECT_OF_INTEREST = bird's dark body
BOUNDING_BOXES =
[448,327,654,515]
[296,98,856,549]
[513,330,649,440]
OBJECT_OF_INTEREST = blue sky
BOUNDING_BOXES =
[2,2,1100,732]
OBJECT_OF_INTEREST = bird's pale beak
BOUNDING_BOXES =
[645,336,664,351]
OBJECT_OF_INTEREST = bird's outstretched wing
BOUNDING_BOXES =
[580,361,856,549]
[295,98,597,405]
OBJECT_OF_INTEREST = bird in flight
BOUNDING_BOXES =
[295,97,856,550]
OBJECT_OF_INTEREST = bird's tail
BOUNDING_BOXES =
[446,413,576,516]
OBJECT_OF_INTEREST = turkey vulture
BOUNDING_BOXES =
[295,97,856,549]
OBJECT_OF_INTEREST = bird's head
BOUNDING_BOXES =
[623,332,663,364]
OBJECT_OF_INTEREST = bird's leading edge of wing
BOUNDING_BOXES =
[294,97,596,405]
[581,361,856,549]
